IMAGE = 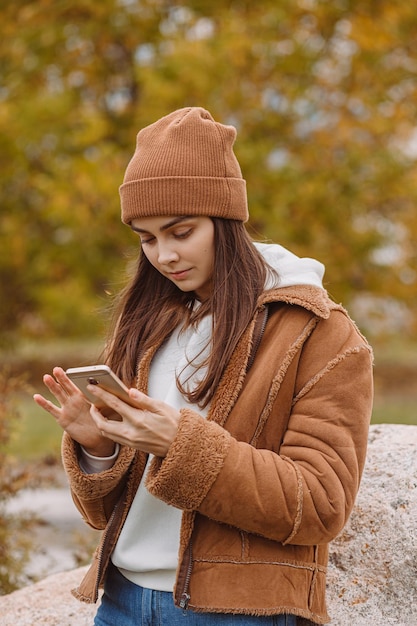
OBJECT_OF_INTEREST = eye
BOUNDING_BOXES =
[139,235,155,245]
[174,228,192,240]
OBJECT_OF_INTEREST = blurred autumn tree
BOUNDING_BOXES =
[1,0,416,344]
[0,370,34,592]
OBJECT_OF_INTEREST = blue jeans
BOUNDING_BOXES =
[94,563,297,626]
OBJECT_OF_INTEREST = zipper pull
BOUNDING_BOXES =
[180,592,190,609]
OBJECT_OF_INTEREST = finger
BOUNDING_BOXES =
[52,367,86,396]
[90,405,125,440]
[89,403,106,426]
[87,384,132,413]
[41,372,73,405]
[128,388,161,412]
[33,393,61,418]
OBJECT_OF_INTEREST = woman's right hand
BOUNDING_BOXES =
[33,366,116,457]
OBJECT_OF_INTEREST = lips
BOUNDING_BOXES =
[169,269,191,279]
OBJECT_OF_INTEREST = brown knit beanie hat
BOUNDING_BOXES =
[120,107,248,224]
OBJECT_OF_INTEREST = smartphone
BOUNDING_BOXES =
[66,365,133,417]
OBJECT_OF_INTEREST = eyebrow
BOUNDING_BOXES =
[131,216,190,234]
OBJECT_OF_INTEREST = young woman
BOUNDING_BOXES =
[34,107,373,625]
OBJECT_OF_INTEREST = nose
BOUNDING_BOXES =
[157,241,179,265]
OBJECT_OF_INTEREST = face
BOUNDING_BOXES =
[131,215,215,300]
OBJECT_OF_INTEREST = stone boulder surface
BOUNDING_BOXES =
[326,423,417,625]
[0,566,97,626]
[0,423,416,625]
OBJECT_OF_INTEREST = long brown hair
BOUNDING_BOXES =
[106,218,271,407]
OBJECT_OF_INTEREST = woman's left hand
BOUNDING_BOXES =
[87,385,181,457]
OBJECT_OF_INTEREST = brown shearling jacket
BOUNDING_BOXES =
[62,285,373,625]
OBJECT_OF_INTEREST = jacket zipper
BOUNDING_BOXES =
[94,501,120,598]
[179,539,193,609]
[93,471,132,601]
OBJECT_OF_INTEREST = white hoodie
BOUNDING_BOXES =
[254,242,324,289]
[81,243,325,591]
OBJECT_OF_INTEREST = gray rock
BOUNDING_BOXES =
[326,423,417,625]
[0,566,97,626]
[0,424,416,625]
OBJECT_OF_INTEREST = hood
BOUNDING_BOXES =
[254,242,325,289]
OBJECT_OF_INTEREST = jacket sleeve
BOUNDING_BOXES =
[146,309,373,545]
[61,432,137,530]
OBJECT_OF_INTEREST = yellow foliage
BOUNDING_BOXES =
[0,0,416,340]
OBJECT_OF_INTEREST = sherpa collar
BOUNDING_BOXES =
[259,284,333,320]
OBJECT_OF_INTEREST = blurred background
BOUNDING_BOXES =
[0,0,416,592]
